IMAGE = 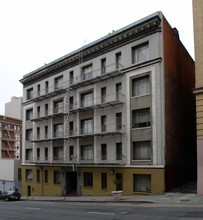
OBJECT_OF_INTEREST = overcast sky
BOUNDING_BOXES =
[0,0,194,115]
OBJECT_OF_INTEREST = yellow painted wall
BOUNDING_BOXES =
[196,94,203,136]
[82,167,165,196]
[21,165,62,196]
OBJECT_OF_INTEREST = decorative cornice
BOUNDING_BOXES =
[20,13,162,86]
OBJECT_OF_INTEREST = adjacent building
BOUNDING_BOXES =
[5,96,23,120]
[20,12,196,196]
[0,115,22,192]
[193,0,203,195]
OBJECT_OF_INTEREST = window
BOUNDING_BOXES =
[84,172,93,187]
[37,127,40,139]
[45,170,48,183]
[26,169,32,181]
[69,146,74,160]
[115,173,123,191]
[53,147,63,160]
[101,144,107,160]
[45,126,48,139]
[81,91,93,107]
[26,129,33,141]
[45,104,48,116]
[134,174,151,193]
[101,87,106,103]
[132,108,150,128]
[54,100,63,113]
[37,106,40,118]
[116,143,122,160]
[69,96,73,110]
[45,147,48,160]
[116,52,122,69]
[82,64,92,80]
[101,173,107,189]
[37,170,40,182]
[101,115,107,132]
[133,141,151,160]
[132,76,150,97]
[81,145,93,160]
[26,88,33,100]
[69,71,74,85]
[26,109,33,121]
[116,113,122,130]
[116,83,122,100]
[45,81,49,93]
[81,119,93,134]
[54,170,61,184]
[37,84,40,96]
[69,121,73,135]
[101,58,106,74]
[37,148,40,160]
[132,43,149,64]
[18,168,21,181]
[26,149,32,160]
[54,75,63,90]
[54,124,63,137]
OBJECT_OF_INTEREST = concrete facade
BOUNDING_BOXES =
[5,96,22,120]
[193,0,203,195]
[20,12,196,197]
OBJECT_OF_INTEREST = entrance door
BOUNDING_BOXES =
[27,186,31,196]
[66,172,77,196]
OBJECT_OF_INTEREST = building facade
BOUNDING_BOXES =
[5,96,23,120]
[20,12,196,196]
[193,0,203,194]
[0,115,22,192]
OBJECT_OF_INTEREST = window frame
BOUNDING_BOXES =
[132,108,151,129]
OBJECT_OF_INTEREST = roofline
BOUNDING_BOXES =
[20,11,162,82]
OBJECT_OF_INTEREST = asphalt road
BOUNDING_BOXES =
[1,200,203,220]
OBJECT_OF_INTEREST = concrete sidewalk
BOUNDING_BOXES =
[21,193,203,205]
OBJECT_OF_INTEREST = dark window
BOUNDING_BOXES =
[116,143,122,160]
[45,147,48,160]
[45,126,48,139]
[26,129,32,141]
[116,113,122,130]
[69,121,73,135]
[101,115,107,132]
[133,174,151,193]
[69,71,74,85]
[37,106,40,118]
[81,145,93,160]
[101,58,106,74]
[101,144,107,160]
[101,87,106,103]
[101,173,107,189]
[26,169,32,181]
[54,100,63,114]
[53,147,63,160]
[69,146,74,160]
[37,170,40,182]
[26,149,32,160]
[115,173,123,191]
[132,108,150,128]
[81,119,93,134]
[84,172,93,187]
[69,97,73,110]
[18,168,21,181]
[81,92,93,107]
[26,109,33,121]
[116,83,122,100]
[54,76,63,90]
[133,141,151,160]
[37,148,40,160]
[37,127,40,139]
[37,84,40,96]
[45,104,48,116]
[116,52,122,69]
[26,88,33,100]
[45,170,48,183]
[45,81,49,93]
[54,124,63,137]
[54,170,61,184]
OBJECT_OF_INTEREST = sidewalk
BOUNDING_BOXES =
[21,193,203,205]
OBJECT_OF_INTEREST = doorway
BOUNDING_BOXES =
[66,172,77,196]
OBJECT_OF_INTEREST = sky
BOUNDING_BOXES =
[0,0,194,115]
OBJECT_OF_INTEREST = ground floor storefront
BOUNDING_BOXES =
[21,166,165,196]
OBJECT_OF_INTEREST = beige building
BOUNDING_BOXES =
[5,96,22,120]
[20,12,196,197]
[193,0,203,195]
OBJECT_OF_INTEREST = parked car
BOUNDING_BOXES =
[4,191,21,201]
[0,191,8,200]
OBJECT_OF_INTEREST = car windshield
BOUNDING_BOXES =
[7,191,15,194]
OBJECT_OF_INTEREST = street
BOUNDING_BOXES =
[0,200,203,220]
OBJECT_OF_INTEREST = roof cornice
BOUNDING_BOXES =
[20,13,162,86]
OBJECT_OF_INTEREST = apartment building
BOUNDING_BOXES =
[20,12,196,196]
[193,0,203,194]
[0,115,22,192]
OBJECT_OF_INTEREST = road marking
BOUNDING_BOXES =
[88,211,115,216]
[26,207,41,211]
